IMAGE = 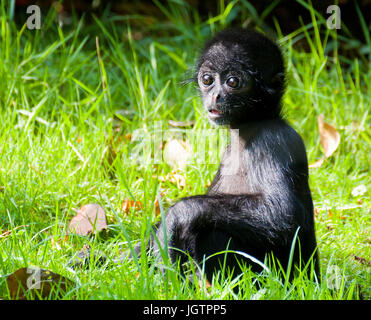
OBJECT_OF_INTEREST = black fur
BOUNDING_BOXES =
[141,28,319,282]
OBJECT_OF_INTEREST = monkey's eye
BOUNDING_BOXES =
[226,77,239,88]
[201,74,214,86]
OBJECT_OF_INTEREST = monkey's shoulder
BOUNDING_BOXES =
[252,120,307,159]
[232,118,303,149]
[230,120,309,177]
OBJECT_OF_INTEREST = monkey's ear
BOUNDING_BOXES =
[270,72,285,86]
[264,72,285,97]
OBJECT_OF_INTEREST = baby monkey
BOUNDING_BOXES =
[144,28,319,282]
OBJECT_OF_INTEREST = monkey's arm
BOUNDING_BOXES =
[163,192,304,248]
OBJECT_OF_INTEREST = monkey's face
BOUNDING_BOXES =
[197,43,256,126]
[197,33,285,125]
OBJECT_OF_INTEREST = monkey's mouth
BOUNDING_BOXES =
[208,108,224,119]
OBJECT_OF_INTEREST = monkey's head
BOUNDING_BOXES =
[196,28,285,126]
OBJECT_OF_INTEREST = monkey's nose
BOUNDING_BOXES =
[213,93,222,104]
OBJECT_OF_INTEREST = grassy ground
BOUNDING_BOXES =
[0,1,370,300]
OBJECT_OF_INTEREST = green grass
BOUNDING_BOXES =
[0,1,370,300]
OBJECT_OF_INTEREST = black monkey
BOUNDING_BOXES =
[143,28,319,282]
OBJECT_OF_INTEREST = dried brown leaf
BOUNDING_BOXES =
[328,210,334,219]
[328,209,346,220]
[318,114,340,158]
[67,204,107,236]
[163,139,191,169]
[354,255,371,266]
[309,158,325,169]
[157,172,186,188]
[153,193,167,217]
[0,225,29,239]
[314,207,320,218]
[123,133,132,142]
[121,200,143,214]
[6,267,74,300]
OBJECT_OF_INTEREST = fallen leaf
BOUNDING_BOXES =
[326,223,334,231]
[123,133,132,142]
[153,196,161,216]
[0,229,11,238]
[328,210,334,218]
[309,158,325,168]
[6,267,75,300]
[309,115,340,168]
[0,225,29,239]
[327,209,346,221]
[354,255,371,266]
[157,172,186,188]
[198,279,212,289]
[163,139,191,169]
[51,238,62,250]
[314,207,320,218]
[67,204,107,236]
[121,200,143,214]
[171,173,186,187]
[351,185,367,197]
[153,193,167,217]
[317,114,340,158]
